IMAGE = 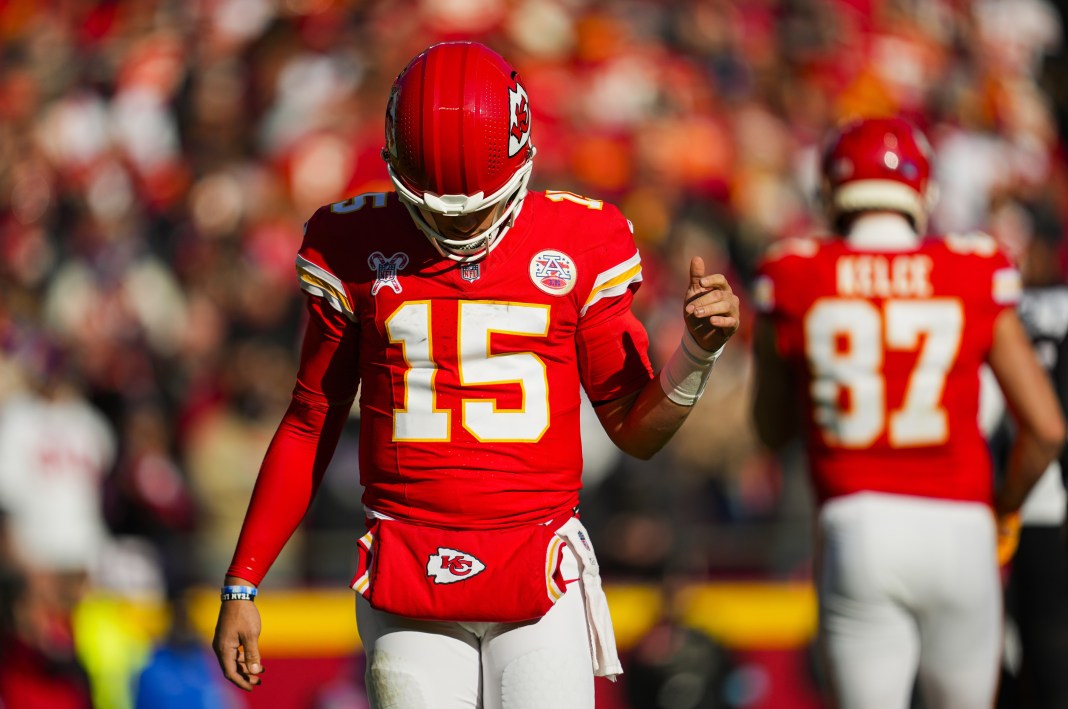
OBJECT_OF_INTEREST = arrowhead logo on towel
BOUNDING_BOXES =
[427,548,487,584]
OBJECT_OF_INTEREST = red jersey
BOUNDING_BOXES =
[754,233,1022,506]
[295,189,652,527]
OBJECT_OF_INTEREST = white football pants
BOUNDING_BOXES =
[355,546,595,709]
[817,492,1002,709]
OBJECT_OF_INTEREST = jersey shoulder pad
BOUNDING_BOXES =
[541,188,611,214]
[935,232,1020,305]
[754,237,832,314]
[536,191,641,316]
[942,231,1001,257]
[302,192,397,253]
[295,193,399,319]
[538,189,635,236]
[760,235,824,267]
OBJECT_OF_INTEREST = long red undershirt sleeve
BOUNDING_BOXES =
[226,298,361,586]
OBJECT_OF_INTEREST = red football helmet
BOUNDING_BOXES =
[821,117,937,232]
[383,42,535,262]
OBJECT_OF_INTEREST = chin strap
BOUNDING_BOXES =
[404,193,528,263]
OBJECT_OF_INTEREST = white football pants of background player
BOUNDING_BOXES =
[356,546,596,709]
[817,492,1002,709]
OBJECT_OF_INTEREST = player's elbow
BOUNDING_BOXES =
[752,404,797,453]
[1034,410,1067,462]
[755,422,794,453]
[609,431,666,460]
[621,441,663,461]
[1018,410,1068,474]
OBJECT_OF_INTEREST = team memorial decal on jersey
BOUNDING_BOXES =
[368,251,409,295]
[426,548,487,584]
[530,249,577,295]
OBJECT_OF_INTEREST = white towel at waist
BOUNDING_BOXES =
[556,517,623,680]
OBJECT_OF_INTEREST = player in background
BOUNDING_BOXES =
[750,116,1065,709]
[988,198,1068,709]
[211,41,740,709]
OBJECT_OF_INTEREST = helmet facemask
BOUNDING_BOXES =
[388,153,534,263]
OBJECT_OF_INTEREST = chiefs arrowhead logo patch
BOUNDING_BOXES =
[426,548,487,584]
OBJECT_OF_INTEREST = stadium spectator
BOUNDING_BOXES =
[0,334,115,613]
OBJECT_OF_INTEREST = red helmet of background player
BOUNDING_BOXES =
[821,116,937,233]
[382,42,535,262]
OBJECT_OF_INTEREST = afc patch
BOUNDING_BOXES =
[530,249,576,296]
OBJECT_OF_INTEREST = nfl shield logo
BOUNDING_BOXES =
[461,263,481,282]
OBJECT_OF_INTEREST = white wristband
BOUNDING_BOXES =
[658,331,724,406]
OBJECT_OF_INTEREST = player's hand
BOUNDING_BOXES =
[683,256,740,353]
[213,598,264,691]
[996,511,1022,575]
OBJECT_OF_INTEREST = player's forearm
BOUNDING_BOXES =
[226,394,351,585]
[989,310,1067,514]
[597,375,702,460]
[996,427,1066,515]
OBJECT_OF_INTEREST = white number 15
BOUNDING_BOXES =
[385,301,550,443]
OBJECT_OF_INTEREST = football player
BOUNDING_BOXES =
[751,117,1065,709]
[212,42,740,709]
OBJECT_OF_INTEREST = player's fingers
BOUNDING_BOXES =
[687,297,730,318]
[234,646,264,688]
[700,293,741,337]
[687,290,739,316]
[241,634,265,680]
[686,274,732,305]
[708,314,740,330]
[697,273,732,291]
[236,660,264,688]
[214,636,254,691]
[689,256,707,288]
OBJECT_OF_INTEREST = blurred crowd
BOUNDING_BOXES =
[2,0,1068,707]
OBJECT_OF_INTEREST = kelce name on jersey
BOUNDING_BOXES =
[836,254,933,299]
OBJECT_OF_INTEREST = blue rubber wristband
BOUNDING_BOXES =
[220,585,257,602]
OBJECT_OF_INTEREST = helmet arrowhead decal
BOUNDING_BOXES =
[508,79,531,158]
